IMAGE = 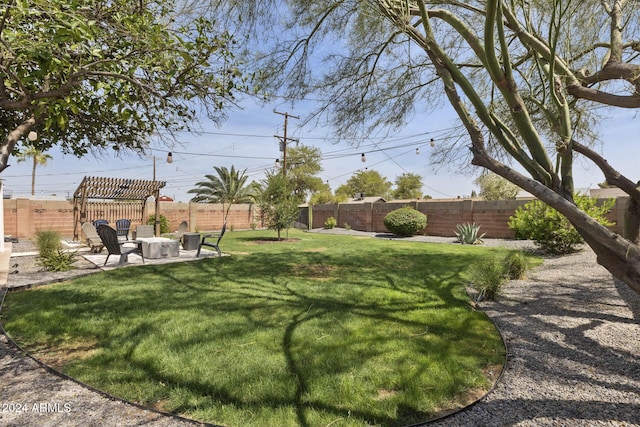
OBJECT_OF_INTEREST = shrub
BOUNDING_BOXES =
[38,250,77,272]
[508,195,614,255]
[324,217,337,229]
[147,214,170,234]
[35,230,76,272]
[504,250,530,280]
[35,230,61,258]
[455,223,486,244]
[383,207,427,237]
[468,258,507,301]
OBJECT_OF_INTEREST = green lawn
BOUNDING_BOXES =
[2,230,528,427]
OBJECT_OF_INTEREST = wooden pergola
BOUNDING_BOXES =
[72,176,166,240]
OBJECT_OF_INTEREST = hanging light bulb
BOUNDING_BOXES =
[275,158,280,167]
[361,153,366,162]
[415,148,420,155]
[166,152,173,163]
[27,131,37,141]
[430,138,435,147]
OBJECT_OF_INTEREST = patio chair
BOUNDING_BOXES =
[81,222,104,253]
[96,224,144,266]
[196,222,226,257]
[135,224,154,239]
[93,219,109,228]
[175,221,189,239]
[115,219,131,240]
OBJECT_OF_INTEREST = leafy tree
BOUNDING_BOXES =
[284,145,325,203]
[392,173,423,200]
[0,0,248,173]
[16,145,52,196]
[308,181,347,205]
[475,173,521,200]
[257,171,299,240]
[188,166,254,221]
[335,170,392,199]
[199,0,640,294]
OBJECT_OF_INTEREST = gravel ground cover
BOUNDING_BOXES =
[1,232,638,426]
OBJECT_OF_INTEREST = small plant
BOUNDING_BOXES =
[250,221,258,230]
[468,258,507,301]
[383,207,427,237]
[35,230,76,272]
[455,223,486,244]
[343,223,352,230]
[324,216,337,229]
[504,250,530,280]
[147,214,170,234]
[38,250,77,272]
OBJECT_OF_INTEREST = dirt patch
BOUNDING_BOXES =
[251,238,301,244]
[31,339,99,370]
[292,263,336,279]
[374,388,399,400]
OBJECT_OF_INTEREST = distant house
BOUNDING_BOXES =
[344,196,386,204]
[589,187,628,199]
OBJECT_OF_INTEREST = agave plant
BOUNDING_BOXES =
[455,223,486,245]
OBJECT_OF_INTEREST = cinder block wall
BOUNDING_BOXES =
[3,196,629,240]
[310,197,628,238]
[3,199,258,239]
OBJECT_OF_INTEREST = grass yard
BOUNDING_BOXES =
[1,230,530,427]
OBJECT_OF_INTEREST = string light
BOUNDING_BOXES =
[361,153,366,162]
[166,152,173,163]
[430,138,435,147]
[415,148,420,155]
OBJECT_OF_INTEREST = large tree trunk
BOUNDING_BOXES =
[471,147,640,295]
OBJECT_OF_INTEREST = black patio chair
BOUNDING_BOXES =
[196,222,226,257]
[93,219,109,228]
[96,224,144,266]
[115,218,131,240]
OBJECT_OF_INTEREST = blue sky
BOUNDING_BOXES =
[1,97,638,202]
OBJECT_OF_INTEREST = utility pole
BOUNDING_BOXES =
[274,110,299,176]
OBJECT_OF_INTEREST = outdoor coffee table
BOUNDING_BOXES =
[136,237,180,259]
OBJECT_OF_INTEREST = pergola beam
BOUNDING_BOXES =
[73,176,166,240]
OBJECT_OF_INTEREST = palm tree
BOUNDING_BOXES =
[16,146,52,196]
[188,165,255,221]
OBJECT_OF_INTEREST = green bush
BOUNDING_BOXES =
[35,230,61,258]
[383,207,427,237]
[35,230,76,272]
[38,250,77,272]
[468,258,507,301]
[324,216,337,229]
[508,195,614,255]
[455,223,486,244]
[504,250,530,280]
[147,214,170,234]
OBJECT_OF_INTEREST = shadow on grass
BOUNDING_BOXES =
[2,242,507,427]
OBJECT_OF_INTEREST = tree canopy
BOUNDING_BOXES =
[392,173,424,200]
[282,145,325,203]
[336,169,393,199]
[0,0,250,173]
[188,165,254,220]
[475,173,521,200]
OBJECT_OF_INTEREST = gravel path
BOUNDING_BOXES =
[1,233,639,426]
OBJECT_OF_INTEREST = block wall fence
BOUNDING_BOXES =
[2,196,628,240]
[306,197,628,239]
